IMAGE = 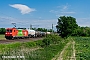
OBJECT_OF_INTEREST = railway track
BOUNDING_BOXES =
[0,38,43,44]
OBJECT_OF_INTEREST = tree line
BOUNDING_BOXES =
[72,26,90,37]
[0,28,6,34]
[32,28,53,32]
[56,16,90,38]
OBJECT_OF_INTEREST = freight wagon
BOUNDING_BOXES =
[27,29,36,38]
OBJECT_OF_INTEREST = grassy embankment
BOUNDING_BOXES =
[0,34,69,60]
[0,34,6,40]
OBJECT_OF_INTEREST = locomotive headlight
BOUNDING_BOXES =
[5,33,7,34]
[10,33,12,34]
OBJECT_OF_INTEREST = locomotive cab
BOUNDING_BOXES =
[5,28,17,39]
[5,28,28,39]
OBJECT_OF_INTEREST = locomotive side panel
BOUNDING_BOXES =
[5,28,28,39]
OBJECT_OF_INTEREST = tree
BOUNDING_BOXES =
[37,28,47,32]
[56,16,78,38]
[0,28,6,34]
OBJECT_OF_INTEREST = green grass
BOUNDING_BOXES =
[24,44,65,60]
[0,34,69,60]
[0,34,6,40]
[0,41,67,60]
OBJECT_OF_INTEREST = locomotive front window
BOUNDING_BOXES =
[6,30,12,32]
[10,30,12,32]
[6,30,9,32]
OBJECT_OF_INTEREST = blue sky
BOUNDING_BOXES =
[0,0,90,30]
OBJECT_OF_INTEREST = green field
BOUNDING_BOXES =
[50,37,90,60]
[56,37,90,60]
[75,37,90,60]
[0,34,6,40]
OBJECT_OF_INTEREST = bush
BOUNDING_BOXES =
[42,34,62,47]
[42,38,51,46]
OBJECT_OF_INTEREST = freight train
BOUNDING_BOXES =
[5,28,49,39]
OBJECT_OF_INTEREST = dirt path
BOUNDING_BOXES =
[52,40,76,60]
[52,41,71,60]
[70,41,76,60]
[57,41,71,60]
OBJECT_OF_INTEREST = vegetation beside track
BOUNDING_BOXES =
[0,34,69,60]
[0,34,6,40]
[1,34,90,60]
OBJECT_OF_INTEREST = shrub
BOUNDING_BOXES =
[42,38,51,46]
[42,34,63,47]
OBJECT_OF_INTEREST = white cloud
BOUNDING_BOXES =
[50,4,75,16]
[26,19,57,29]
[63,6,68,10]
[61,12,75,14]
[57,3,69,11]
[49,10,58,14]
[76,18,90,27]
[0,16,57,30]
[9,4,36,14]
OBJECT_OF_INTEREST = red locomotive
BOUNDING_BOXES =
[5,28,28,39]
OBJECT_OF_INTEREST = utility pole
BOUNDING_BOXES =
[52,24,53,34]
[30,24,39,30]
[30,24,32,29]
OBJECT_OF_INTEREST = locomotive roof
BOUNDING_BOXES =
[17,28,26,29]
[6,28,26,30]
[6,28,16,29]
